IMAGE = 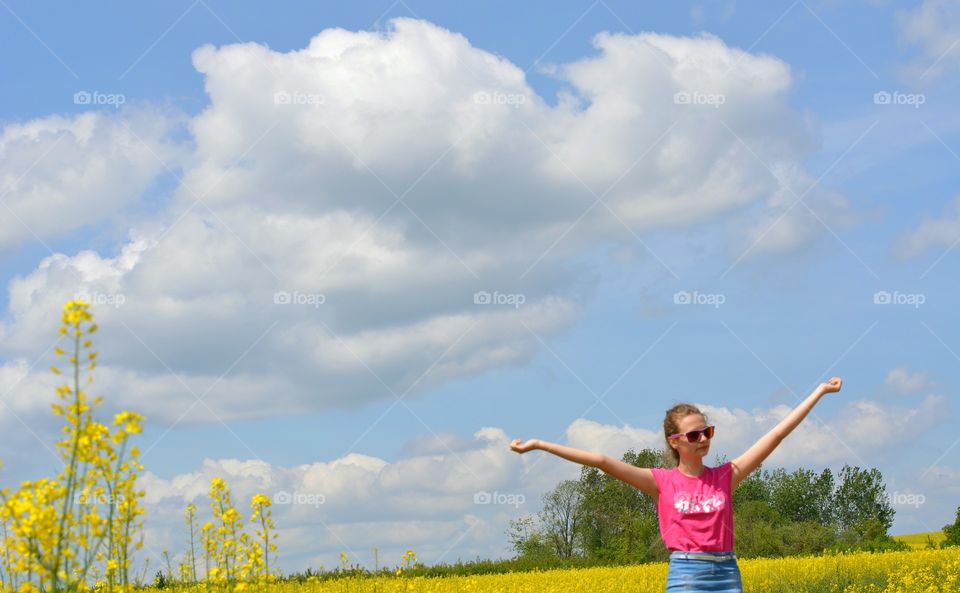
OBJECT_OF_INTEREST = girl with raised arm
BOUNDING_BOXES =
[509,377,843,593]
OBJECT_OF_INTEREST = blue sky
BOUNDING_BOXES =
[2,0,960,574]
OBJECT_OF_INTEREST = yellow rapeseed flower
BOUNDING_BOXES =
[0,299,146,593]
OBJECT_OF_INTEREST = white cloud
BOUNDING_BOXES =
[893,195,960,258]
[718,395,946,467]
[135,426,524,572]
[0,241,580,424]
[566,396,946,468]
[565,418,662,458]
[885,366,935,394]
[179,21,833,257]
[732,184,858,259]
[0,107,185,253]
[897,0,960,80]
[838,395,944,446]
[0,19,844,429]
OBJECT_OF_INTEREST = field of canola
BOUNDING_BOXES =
[894,532,948,550]
[206,547,959,593]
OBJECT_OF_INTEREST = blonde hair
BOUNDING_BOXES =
[662,403,708,467]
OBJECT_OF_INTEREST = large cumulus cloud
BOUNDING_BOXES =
[0,19,837,431]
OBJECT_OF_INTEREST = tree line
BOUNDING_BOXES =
[507,448,917,562]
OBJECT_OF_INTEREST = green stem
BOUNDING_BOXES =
[53,329,83,592]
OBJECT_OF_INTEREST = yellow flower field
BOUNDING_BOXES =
[893,531,947,550]
[147,547,960,593]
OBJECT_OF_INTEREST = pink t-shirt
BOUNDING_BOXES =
[650,461,734,552]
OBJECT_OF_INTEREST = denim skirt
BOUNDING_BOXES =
[665,551,743,593]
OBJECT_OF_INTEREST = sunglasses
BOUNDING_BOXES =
[669,425,715,443]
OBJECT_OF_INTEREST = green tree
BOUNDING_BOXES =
[506,516,553,558]
[832,465,894,533]
[768,467,834,526]
[731,464,770,506]
[540,480,581,558]
[733,500,786,558]
[942,504,960,547]
[779,521,836,555]
[575,448,663,563]
[835,517,907,552]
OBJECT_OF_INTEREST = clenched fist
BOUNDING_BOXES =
[819,377,842,394]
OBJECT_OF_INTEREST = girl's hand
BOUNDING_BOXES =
[819,377,842,394]
[509,438,539,454]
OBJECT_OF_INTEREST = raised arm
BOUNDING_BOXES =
[509,438,659,499]
[731,377,842,490]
